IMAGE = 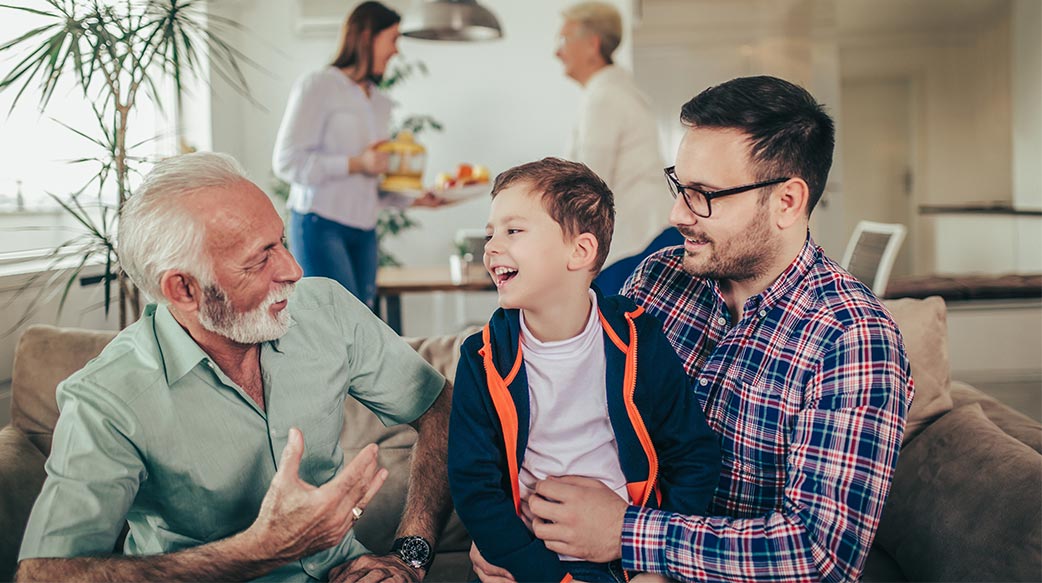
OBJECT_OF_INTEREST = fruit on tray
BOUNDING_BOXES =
[435,163,491,189]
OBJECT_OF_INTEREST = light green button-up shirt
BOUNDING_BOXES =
[19,278,445,581]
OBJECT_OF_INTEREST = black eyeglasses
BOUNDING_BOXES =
[664,166,789,218]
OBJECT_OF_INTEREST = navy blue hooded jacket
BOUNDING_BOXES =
[448,290,721,582]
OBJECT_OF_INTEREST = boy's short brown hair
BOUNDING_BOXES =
[490,157,615,273]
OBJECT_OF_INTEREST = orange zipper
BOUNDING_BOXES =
[479,325,523,515]
[623,308,658,506]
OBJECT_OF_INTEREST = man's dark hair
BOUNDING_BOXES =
[680,75,835,215]
[330,1,400,83]
[491,157,615,274]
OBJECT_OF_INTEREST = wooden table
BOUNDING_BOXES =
[376,265,495,334]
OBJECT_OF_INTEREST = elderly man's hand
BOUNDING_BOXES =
[328,553,423,583]
[529,476,628,563]
[247,428,388,562]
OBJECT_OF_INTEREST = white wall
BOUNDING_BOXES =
[632,0,848,257]
[632,0,1041,276]
[946,300,1042,385]
[917,1,1042,275]
[1012,0,1042,273]
[838,5,1019,276]
[206,0,635,335]
[1012,0,1042,211]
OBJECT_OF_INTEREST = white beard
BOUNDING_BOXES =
[198,283,296,344]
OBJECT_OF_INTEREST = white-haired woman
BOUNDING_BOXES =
[555,1,680,294]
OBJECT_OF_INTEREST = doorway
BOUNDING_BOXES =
[840,77,916,277]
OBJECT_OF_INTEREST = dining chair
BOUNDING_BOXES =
[840,220,907,297]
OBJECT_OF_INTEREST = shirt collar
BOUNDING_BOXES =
[151,301,298,386]
[152,303,211,385]
[742,232,820,317]
[586,64,622,90]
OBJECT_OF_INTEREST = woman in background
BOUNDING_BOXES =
[273,1,440,308]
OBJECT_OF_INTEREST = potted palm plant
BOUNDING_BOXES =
[0,0,259,328]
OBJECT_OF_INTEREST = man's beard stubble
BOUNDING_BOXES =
[679,204,778,283]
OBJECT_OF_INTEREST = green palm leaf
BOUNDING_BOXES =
[0,0,265,329]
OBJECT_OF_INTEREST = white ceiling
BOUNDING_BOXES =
[835,0,1007,36]
[638,0,1008,39]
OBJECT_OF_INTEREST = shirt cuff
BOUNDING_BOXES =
[621,505,672,572]
[379,189,414,210]
[321,154,351,180]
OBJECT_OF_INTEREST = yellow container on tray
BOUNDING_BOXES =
[376,130,426,192]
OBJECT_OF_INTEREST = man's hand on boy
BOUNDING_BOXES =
[529,476,627,563]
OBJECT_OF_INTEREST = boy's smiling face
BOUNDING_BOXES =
[484,184,577,310]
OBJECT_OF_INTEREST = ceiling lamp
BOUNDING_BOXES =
[401,0,503,41]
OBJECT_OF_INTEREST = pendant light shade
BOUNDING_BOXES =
[401,0,503,41]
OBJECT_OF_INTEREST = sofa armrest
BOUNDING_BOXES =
[950,381,1042,454]
[875,403,1042,582]
[0,425,48,582]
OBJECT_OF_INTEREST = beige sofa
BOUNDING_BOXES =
[1,297,1040,582]
[0,327,476,582]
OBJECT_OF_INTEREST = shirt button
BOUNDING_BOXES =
[716,317,727,326]
[270,429,278,437]
[758,309,767,318]
[699,378,709,387]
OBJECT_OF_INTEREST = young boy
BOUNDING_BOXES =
[448,158,720,583]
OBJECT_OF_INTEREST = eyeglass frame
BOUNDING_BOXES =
[664,166,790,218]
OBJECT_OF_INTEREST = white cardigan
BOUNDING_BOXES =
[567,65,673,265]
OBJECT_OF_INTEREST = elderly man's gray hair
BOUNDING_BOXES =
[562,1,622,64]
[118,151,249,303]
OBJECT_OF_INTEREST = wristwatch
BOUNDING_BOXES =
[390,535,434,572]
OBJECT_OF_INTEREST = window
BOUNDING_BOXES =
[0,3,175,255]
[0,4,174,211]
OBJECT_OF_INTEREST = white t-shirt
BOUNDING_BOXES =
[517,291,629,509]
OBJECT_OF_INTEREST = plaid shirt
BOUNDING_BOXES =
[620,237,913,582]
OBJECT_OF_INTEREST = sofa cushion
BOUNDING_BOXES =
[950,381,1042,455]
[10,325,117,455]
[342,329,476,558]
[403,327,479,382]
[0,426,48,582]
[882,296,953,443]
[875,403,1042,582]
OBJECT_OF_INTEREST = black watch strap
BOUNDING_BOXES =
[390,535,434,571]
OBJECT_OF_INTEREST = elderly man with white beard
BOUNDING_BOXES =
[16,152,452,583]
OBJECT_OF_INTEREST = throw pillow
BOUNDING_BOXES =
[404,325,480,382]
[882,296,953,443]
[874,403,1042,582]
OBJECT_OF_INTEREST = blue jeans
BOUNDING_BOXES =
[289,211,378,307]
[595,227,685,295]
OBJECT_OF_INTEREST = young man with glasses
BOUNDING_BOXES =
[471,75,914,583]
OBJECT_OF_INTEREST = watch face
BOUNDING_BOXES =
[396,536,432,568]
